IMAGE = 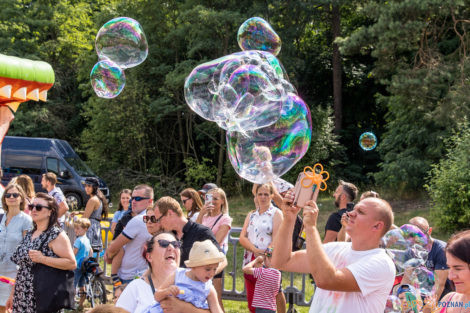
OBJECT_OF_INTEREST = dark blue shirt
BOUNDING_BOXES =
[426,238,453,299]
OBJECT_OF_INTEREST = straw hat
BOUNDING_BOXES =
[184,240,226,267]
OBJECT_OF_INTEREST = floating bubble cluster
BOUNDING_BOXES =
[226,93,312,184]
[237,17,281,56]
[91,17,147,98]
[185,17,311,183]
[384,295,401,313]
[410,266,435,297]
[185,50,293,133]
[359,131,377,151]
[90,60,126,99]
[382,225,430,274]
[95,17,148,69]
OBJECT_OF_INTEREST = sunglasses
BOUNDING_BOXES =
[131,196,150,202]
[143,215,159,223]
[181,198,190,205]
[28,204,50,212]
[5,193,20,199]
[157,239,181,249]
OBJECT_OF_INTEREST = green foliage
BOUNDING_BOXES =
[426,122,470,233]
[341,0,470,191]
[183,157,217,189]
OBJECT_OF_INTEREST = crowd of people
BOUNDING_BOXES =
[0,172,469,313]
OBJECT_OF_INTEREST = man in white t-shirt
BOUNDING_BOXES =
[272,195,396,313]
[105,184,154,284]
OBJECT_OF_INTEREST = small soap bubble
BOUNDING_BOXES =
[90,60,126,99]
[95,17,148,69]
[237,17,281,56]
[359,132,377,151]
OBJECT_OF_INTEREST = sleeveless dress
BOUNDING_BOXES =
[86,201,103,248]
[143,268,213,313]
[0,212,32,305]
[10,226,62,313]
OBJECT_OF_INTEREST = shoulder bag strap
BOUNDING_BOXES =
[211,214,224,230]
[147,273,156,294]
[0,213,4,224]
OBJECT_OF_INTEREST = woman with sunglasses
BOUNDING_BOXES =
[6,192,76,313]
[0,184,32,313]
[82,177,109,249]
[180,188,204,223]
[117,232,207,313]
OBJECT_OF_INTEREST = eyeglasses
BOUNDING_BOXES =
[181,198,190,205]
[5,193,20,199]
[131,196,150,202]
[143,215,158,223]
[28,204,50,212]
[157,239,181,249]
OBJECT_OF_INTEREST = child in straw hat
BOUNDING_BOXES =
[143,240,225,313]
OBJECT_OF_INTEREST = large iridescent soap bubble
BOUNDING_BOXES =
[410,266,435,297]
[90,60,126,98]
[359,131,377,151]
[185,50,293,133]
[95,17,148,69]
[237,17,281,56]
[382,225,430,274]
[227,93,312,184]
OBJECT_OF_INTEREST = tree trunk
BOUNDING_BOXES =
[331,3,342,133]
[216,129,225,186]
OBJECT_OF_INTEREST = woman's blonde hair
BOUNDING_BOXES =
[208,188,229,214]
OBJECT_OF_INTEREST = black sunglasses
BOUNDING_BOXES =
[5,193,20,199]
[181,198,190,205]
[28,204,51,212]
[143,215,158,223]
[157,239,181,249]
[131,196,150,202]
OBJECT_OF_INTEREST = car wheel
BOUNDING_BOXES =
[65,192,82,210]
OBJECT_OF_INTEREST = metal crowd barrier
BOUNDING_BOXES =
[63,216,313,309]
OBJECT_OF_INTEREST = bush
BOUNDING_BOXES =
[426,123,470,233]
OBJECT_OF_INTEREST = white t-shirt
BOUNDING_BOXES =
[116,278,156,313]
[118,211,151,280]
[309,242,395,313]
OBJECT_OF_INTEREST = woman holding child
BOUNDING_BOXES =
[240,183,283,313]
[117,232,217,313]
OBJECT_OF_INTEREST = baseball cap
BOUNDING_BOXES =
[199,183,217,194]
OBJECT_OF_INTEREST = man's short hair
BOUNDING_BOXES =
[370,198,394,236]
[408,217,430,234]
[133,184,154,200]
[339,180,358,202]
[42,172,57,185]
[156,196,183,217]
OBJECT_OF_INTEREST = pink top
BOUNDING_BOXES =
[202,214,232,251]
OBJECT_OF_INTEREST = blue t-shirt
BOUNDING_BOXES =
[112,210,126,223]
[426,238,453,299]
[74,235,91,268]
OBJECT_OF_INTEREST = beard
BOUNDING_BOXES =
[334,198,340,208]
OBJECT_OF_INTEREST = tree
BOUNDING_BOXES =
[341,0,470,191]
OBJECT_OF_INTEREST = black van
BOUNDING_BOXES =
[1,136,110,209]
